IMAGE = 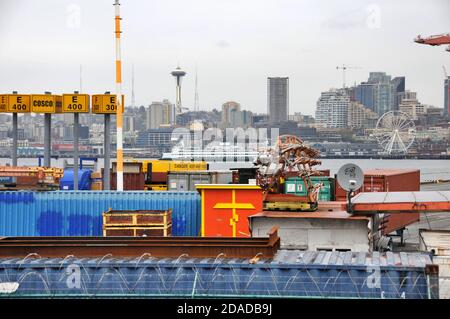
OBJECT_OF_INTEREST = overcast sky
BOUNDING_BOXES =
[0,0,449,115]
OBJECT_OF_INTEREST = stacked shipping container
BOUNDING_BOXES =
[335,169,420,234]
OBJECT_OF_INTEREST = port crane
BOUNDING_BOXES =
[415,34,450,52]
[0,166,63,190]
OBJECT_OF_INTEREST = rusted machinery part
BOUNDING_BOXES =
[276,135,303,147]
[280,145,320,158]
[291,157,322,167]
[0,229,281,259]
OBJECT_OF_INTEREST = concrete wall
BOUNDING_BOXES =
[251,217,370,252]
[433,256,450,299]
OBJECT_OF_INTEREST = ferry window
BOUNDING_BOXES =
[317,248,333,252]
[335,248,351,252]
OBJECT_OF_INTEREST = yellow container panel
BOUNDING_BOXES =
[0,95,7,112]
[62,94,90,113]
[31,94,62,113]
[0,95,31,113]
[92,94,124,114]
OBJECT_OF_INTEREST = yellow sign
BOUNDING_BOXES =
[0,94,31,113]
[8,95,31,113]
[62,94,90,113]
[0,95,7,112]
[31,94,62,113]
[92,94,124,114]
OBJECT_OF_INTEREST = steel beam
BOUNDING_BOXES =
[0,228,280,259]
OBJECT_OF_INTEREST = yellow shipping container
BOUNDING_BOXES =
[138,160,208,173]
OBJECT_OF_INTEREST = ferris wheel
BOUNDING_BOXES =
[374,111,416,154]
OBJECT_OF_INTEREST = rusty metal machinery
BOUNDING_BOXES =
[0,166,64,190]
[254,135,323,210]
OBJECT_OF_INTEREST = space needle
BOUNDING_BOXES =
[171,65,186,114]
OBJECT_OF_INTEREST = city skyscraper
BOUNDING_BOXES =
[267,77,289,123]
[368,72,393,115]
[221,101,241,127]
[146,100,175,130]
[352,72,404,116]
[352,82,375,111]
[315,89,349,128]
[391,76,406,111]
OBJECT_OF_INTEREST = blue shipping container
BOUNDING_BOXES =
[0,191,200,236]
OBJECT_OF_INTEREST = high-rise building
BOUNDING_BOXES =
[368,72,393,115]
[352,72,403,116]
[229,109,253,128]
[445,76,450,118]
[391,77,406,111]
[352,83,375,112]
[124,115,135,132]
[221,101,241,127]
[399,91,425,120]
[267,77,289,123]
[347,101,378,128]
[315,89,349,128]
[145,100,175,130]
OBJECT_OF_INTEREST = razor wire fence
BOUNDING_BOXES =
[0,262,436,299]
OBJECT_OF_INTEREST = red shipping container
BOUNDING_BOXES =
[335,169,420,234]
[196,185,263,237]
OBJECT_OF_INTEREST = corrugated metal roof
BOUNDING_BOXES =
[271,250,432,268]
[0,191,200,236]
[0,250,431,269]
[353,191,450,204]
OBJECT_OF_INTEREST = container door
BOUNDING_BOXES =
[178,178,187,191]
[146,163,152,184]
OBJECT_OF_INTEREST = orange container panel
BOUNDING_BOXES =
[197,185,263,237]
[335,169,420,234]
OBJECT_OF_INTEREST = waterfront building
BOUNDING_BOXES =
[268,77,289,123]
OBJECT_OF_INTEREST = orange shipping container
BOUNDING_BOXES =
[196,185,263,237]
[335,169,420,235]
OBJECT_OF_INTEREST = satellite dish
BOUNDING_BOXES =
[337,163,364,192]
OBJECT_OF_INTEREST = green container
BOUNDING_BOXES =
[284,176,334,201]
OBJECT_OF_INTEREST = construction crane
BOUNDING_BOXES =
[336,64,361,88]
[0,166,63,190]
[415,34,450,52]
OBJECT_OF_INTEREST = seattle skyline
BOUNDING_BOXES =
[0,0,448,115]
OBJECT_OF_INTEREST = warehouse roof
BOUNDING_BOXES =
[0,250,432,269]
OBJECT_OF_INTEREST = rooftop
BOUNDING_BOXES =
[0,250,432,269]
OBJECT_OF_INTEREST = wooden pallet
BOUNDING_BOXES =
[102,209,172,237]
[102,209,172,227]
[103,224,172,237]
